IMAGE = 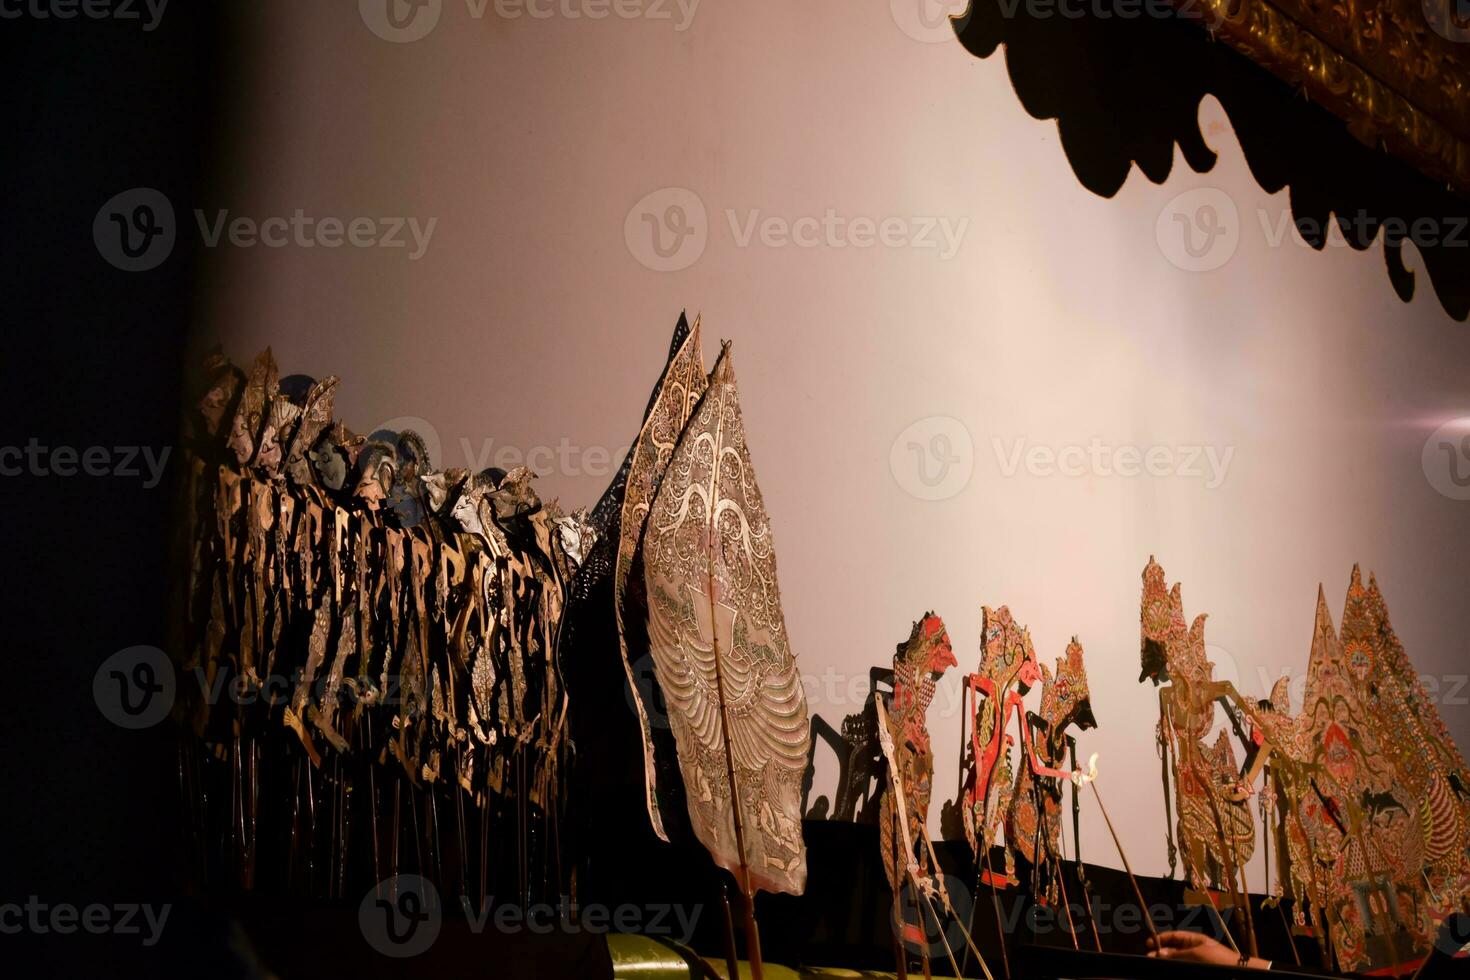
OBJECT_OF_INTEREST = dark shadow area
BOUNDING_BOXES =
[950,0,1470,321]
[0,5,227,976]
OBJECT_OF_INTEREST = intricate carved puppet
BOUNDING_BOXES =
[1006,638,1096,901]
[1290,569,1470,972]
[878,614,959,899]
[960,605,1043,882]
[1141,557,1470,974]
[1139,558,1255,898]
[613,315,706,842]
[642,344,811,898]
[175,348,583,900]
[874,615,996,980]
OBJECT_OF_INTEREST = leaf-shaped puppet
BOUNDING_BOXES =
[642,343,810,896]
[614,315,706,842]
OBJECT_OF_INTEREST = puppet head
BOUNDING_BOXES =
[1139,557,1173,684]
[979,605,1042,694]
[1043,637,1096,735]
[899,611,958,680]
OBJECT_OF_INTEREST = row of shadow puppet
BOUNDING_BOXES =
[169,312,1470,976]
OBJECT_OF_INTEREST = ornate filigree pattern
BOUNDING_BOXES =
[1294,569,1470,971]
[1177,0,1470,191]
[961,605,1043,881]
[1006,637,1096,896]
[643,345,810,896]
[614,316,707,842]
[1141,556,1470,973]
[879,614,959,894]
[1140,559,1256,894]
[175,350,581,898]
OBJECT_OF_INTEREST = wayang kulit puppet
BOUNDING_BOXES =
[955,604,1102,963]
[1139,557,1261,954]
[612,315,706,843]
[1286,568,1470,972]
[561,312,707,886]
[873,613,996,980]
[640,342,812,977]
[1005,638,1097,911]
[1141,557,1470,974]
[959,605,1043,885]
[174,347,588,903]
[877,614,959,971]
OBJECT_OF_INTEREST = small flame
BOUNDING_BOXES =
[1071,752,1099,787]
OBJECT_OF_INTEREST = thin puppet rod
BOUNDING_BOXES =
[706,547,763,980]
[1076,757,1162,950]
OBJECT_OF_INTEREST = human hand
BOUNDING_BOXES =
[1146,930,1270,969]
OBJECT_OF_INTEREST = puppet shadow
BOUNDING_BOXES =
[801,666,895,825]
